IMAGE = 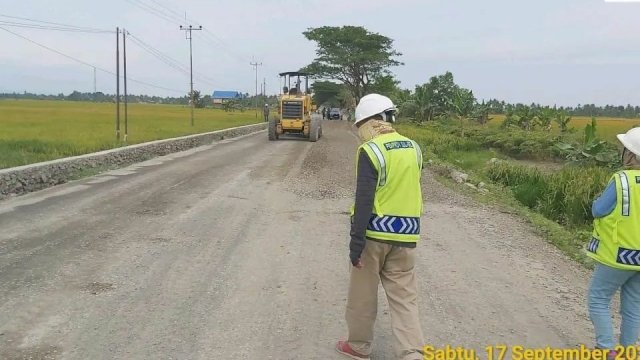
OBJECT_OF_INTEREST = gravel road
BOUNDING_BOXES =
[0,120,600,359]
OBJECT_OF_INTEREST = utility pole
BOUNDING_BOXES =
[180,24,202,126]
[93,67,97,95]
[123,28,129,142]
[250,59,262,118]
[116,27,120,142]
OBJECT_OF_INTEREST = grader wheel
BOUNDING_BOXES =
[268,117,279,141]
[309,116,321,142]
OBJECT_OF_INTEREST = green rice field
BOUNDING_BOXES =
[0,99,262,169]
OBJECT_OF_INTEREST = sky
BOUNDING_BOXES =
[1,0,639,106]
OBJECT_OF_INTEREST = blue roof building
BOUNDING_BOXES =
[212,91,243,104]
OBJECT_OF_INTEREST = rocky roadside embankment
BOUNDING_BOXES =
[0,123,267,200]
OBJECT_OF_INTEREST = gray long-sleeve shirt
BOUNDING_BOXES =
[349,149,416,265]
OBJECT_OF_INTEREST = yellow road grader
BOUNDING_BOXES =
[269,72,322,142]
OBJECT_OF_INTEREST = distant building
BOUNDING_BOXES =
[212,91,243,104]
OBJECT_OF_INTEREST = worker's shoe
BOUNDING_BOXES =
[335,340,370,360]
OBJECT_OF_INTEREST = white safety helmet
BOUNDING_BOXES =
[354,94,397,126]
[617,127,640,157]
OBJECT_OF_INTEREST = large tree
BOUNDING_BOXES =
[311,81,344,106]
[368,74,402,100]
[302,26,402,103]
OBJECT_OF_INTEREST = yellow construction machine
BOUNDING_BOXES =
[269,72,322,142]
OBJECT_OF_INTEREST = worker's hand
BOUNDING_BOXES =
[350,250,363,268]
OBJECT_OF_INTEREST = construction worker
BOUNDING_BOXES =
[336,94,424,360]
[322,107,327,120]
[263,104,269,122]
[588,127,640,359]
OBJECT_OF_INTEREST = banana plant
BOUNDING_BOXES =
[401,84,438,123]
[450,88,475,136]
[535,107,554,131]
[554,111,572,133]
[556,117,619,167]
[515,106,535,131]
[501,107,517,128]
[472,100,491,125]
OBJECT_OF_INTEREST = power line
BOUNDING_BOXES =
[147,0,187,21]
[0,26,184,94]
[204,28,251,61]
[127,32,218,88]
[121,0,250,62]
[199,31,248,62]
[126,76,184,93]
[121,0,256,92]
[0,14,113,32]
[123,0,183,25]
[0,20,113,33]
[128,34,190,75]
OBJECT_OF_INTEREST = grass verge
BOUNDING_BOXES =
[398,121,598,268]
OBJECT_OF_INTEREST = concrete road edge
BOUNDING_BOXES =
[0,123,267,199]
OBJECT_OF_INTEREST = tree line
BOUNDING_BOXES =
[0,90,275,110]
[484,99,640,118]
[1,91,193,105]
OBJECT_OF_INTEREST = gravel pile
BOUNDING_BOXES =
[287,121,357,200]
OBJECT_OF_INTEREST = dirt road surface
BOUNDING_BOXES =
[0,121,599,359]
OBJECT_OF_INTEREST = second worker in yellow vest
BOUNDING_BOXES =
[587,127,640,357]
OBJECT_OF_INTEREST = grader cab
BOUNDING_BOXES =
[269,72,322,142]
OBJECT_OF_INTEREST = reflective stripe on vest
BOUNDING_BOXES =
[617,247,640,266]
[587,238,600,253]
[412,141,423,170]
[368,215,420,235]
[621,172,631,216]
[366,142,387,187]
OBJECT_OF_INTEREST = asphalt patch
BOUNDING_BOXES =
[81,282,115,295]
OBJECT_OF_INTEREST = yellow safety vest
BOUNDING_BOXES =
[588,170,640,270]
[351,132,423,242]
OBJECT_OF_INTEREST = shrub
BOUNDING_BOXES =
[486,162,611,226]
[556,117,620,168]
[396,123,481,157]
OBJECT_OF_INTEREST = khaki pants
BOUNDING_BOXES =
[345,240,424,360]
